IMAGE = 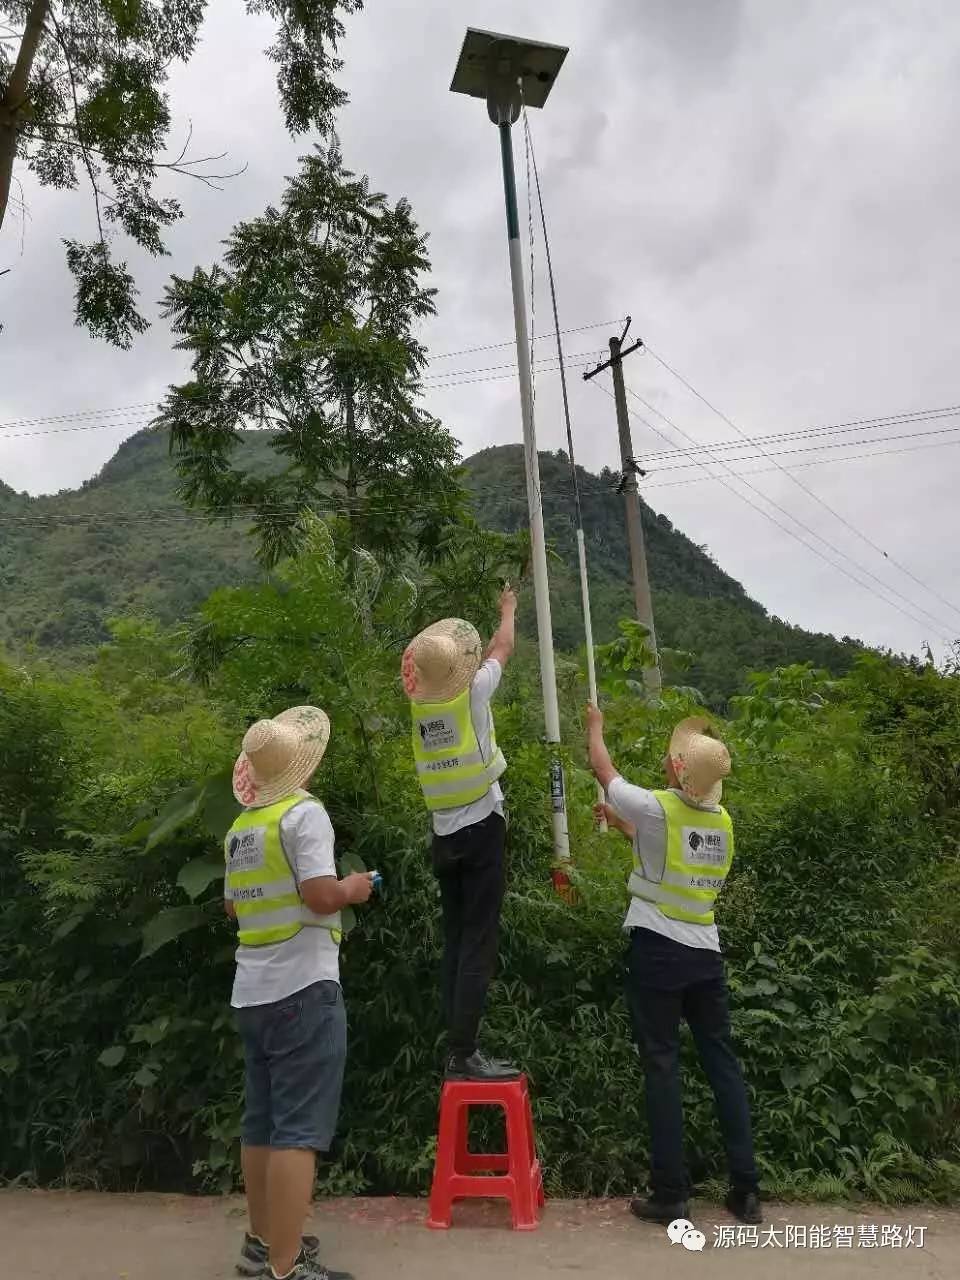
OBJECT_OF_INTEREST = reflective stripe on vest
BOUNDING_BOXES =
[224,793,342,947]
[627,789,734,926]
[410,687,507,812]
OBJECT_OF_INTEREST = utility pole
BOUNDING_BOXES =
[450,28,573,874]
[584,320,661,699]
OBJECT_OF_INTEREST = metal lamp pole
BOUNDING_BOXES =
[451,29,572,871]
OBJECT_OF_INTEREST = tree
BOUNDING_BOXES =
[0,0,361,345]
[157,138,464,569]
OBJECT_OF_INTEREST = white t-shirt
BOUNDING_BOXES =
[607,776,722,953]
[431,659,505,838]
[227,792,341,1008]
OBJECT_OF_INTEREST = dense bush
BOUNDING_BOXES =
[2,530,959,1203]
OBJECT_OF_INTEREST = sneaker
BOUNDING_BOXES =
[726,1188,763,1224]
[629,1196,689,1225]
[267,1250,353,1280]
[238,1234,321,1276]
[444,1050,521,1081]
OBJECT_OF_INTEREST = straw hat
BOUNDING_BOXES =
[232,706,331,808]
[668,716,731,807]
[402,617,483,704]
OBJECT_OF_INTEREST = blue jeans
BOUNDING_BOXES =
[625,928,759,1202]
[235,980,347,1152]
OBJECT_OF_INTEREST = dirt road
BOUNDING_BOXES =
[4,1191,959,1279]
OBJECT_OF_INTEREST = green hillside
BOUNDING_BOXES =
[0,429,862,701]
[0,430,270,649]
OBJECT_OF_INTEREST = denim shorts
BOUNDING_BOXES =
[234,980,347,1151]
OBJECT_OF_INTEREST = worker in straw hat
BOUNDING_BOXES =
[586,705,762,1229]
[224,706,375,1280]
[402,586,521,1082]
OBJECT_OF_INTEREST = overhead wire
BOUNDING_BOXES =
[633,404,960,463]
[643,344,960,625]
[644,436,960,490]
[4,390,959,455]
[645,423,960,472]
[0,350,610,443]
[428,318,624,360]
[586,377,955,642]
[622,379,957,638]
[0,324,625,432]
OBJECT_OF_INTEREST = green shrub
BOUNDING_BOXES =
[2,544,959,1202]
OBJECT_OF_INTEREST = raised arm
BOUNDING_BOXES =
[586,702,619,791]
[485,584,517,667]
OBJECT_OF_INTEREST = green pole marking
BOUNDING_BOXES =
[499,121,521,242]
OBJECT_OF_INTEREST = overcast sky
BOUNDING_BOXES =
[2,0,960,659]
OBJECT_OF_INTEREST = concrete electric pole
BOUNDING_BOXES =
[584,322,662,699]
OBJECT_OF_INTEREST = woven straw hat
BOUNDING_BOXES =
[668,716,731,807]
[402,617,483,704]
[232,705,331,808]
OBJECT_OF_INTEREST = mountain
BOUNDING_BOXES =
[0,430,261,650]
[0,430,863,702]
[465,446,863,700]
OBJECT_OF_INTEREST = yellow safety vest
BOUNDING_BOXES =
[627,789,734,926]
[224,793,342,947]
[410,687,507,812]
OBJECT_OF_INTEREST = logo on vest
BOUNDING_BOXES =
[684,827,728,866]
[418,714,458,752]
[227,828,266,872]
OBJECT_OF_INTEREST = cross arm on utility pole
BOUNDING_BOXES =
[582,335,643,381]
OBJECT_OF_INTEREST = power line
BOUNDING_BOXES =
[6,396,960,468]
[0,351,608,441]
[423,347,606,383]
[428,318,624,360]
[644,344,960,626]
[0,322,624,431]
[647,423,960,472]
[635,405,960,463]
[623,380,956,639]
[644,436,960,490]
[588,377,955,641]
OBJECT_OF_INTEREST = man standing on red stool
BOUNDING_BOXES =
[586,704,762,1228]
[402,588,521,1083]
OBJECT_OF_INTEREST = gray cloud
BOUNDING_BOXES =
[2,0,960,659]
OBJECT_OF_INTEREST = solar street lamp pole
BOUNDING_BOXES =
[451,29,572,872]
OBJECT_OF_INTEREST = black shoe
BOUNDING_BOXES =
[726,1188,763,1224]
[444,1050,521,1081]
[630,1196,689,1225]
[266,1249,353,1280]
[266,1250,354,1280]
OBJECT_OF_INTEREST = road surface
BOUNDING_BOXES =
[4,1191,959,1279]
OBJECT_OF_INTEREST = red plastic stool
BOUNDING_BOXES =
[426,1073,545,1231]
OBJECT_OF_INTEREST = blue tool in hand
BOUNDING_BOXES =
[370,871,383,890]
